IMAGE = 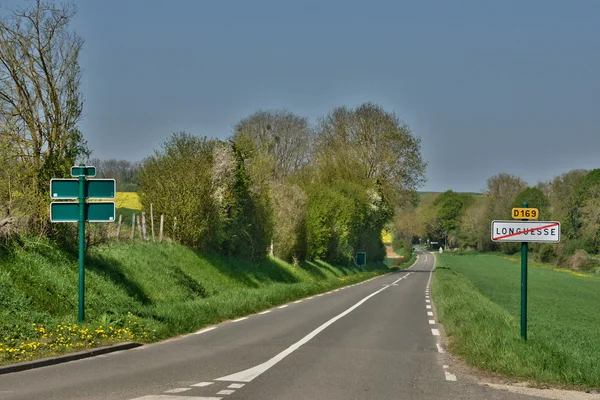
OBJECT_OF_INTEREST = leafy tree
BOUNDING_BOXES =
[0,1,88,233]
[314,103,426,207]
[511,187,549,219]
[138,133,221,249]
[88,158,140,192]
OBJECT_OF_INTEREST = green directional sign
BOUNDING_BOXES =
[86,179,115,199]
[51,179,115,199]
[356,252,367,266]
[51,201,115,223]
[71,165,96,177]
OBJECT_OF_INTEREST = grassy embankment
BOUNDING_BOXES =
[0,240,390,365]
[0,193,392,365]
[433,252,600,389]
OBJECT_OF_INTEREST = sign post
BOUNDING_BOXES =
[520,202,528,341]
[491,204,560,341]
[50,164,115,322]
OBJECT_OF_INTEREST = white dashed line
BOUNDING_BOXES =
[426,300,430,303]
[316,294,324,297]
[193,327,217,335]
[228,383,245,389]
[426,305,432,309]
[258,310,271,315]
[431,329,440,336]
[191,382,214,387]
[436,343,445,353]
[217,389,235,395]
[427,311,433,316]
[278,305,289,309]
[445,371,457,381]
[232,317,248,322]
[428,320,435,324]
[165,388,191,393]
[294,300,302,304]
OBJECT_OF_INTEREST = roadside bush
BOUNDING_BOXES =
[568,249,594,271]
[271,183,307,261]
[138,133,221,250]
[538,244,556,263]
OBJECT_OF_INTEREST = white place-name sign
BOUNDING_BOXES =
[491,220,560,243]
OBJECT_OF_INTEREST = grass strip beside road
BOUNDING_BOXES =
[0,239,390,366]
[433,252,600,389]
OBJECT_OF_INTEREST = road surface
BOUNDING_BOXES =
[0,251,543,400]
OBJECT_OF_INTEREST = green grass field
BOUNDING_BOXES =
[0,239,390,365]
[433,252,600,388]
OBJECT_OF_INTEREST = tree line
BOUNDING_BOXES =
[138,106,426,263]
[393,170,600,271]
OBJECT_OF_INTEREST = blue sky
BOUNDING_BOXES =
[65,0,600,192]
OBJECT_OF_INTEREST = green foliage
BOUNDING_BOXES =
[271,183,308,261]
[138,133,222,250]
[511,187,549,219]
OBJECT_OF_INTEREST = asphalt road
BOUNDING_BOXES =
[0,251,544,400]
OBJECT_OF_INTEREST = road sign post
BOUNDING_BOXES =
[78,171,85,322]
[520,202,528,341]
[491,203,561,341]
[50,164,115,322]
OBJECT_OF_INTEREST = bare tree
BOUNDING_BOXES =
[233,110,313,181]
[0,0,87,230]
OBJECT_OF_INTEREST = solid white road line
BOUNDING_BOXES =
[429,320,435,324]
[191,382,214,387]
[278,305,289,309]
[427,312,433,316]
[228,383,245,389]
[232,317,248,322]
[215,273,413,383]
[217,390,235,395]
[193,327,217,335]
[131,396,222,400]
[431,329,440,336]
[436,343,445,353]
[165,388,191,393]
[258,310,271,315]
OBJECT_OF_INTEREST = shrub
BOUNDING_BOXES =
[568,249,594,271]
[538,244,556,263]
[271,183,307,261]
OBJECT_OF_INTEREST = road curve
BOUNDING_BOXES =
[0,251,543,400]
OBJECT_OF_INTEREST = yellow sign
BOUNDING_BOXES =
[512,208,539,219]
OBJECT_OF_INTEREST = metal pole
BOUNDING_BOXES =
[78,164,86,322]
[520,201,528,340]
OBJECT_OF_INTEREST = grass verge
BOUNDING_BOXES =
[0,238,390,365]
[433,252,600,389]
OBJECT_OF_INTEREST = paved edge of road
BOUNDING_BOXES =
[0,342,142,375]
[0,250,425,376]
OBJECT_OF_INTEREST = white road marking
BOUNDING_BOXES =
[316,294,324,297]
[232,317,248,322]
[426,305,432,309]
[215,273,413,383]
[294,300,302,304]
[307,296,315,299]
[426,300,430,303]
[436,343,445,353]
[193,327,217,335]
[130,396,222,400]
[443,365,449,369]
[165,388,191,393]
[258,310,271,315]
[429,320,435,324]
[431,329,440,336]
[228,383,245,389]
[192,382,214,387]
[427,311,433,316]
[278,305,289,309]
[445,371,457,381]
[217,390,235,395]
